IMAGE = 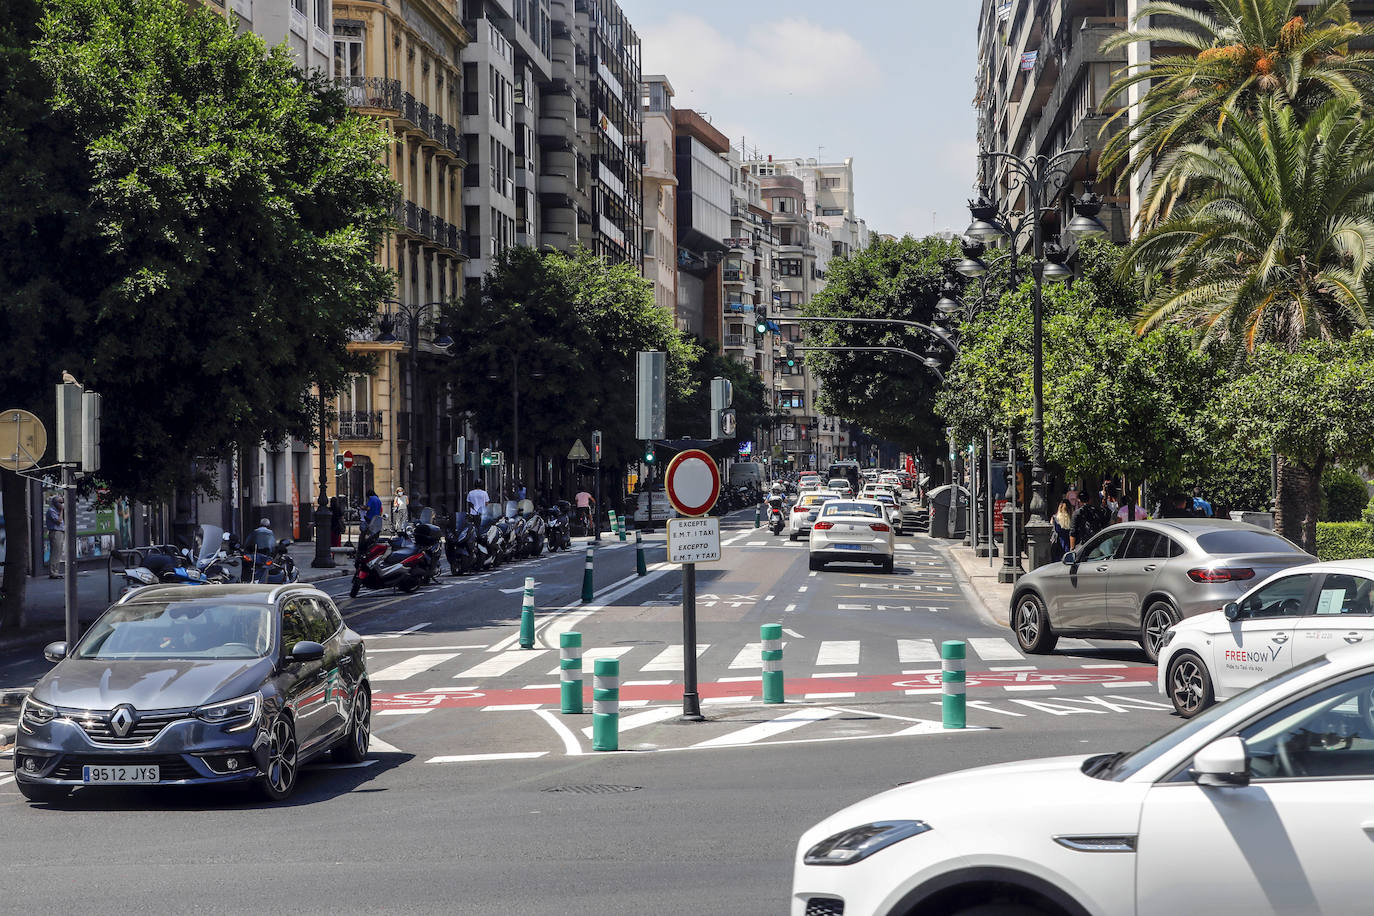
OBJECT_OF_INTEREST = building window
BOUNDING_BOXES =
[778,391,804,409]
[822,177,841,188]
[772,197,794,214]
[778,258,802,277]
[334,39,363,80]
[822,208,843,216]
[643,228,655,256]
[314,0,328,30]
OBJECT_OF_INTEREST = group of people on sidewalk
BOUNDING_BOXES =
[1051,481,1215,561]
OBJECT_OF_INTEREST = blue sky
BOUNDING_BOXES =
[618,0,980,239]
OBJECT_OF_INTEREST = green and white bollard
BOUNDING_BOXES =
[635,529,647,576]
[592,657,619,751]
[617,514,626,541]
[518,576,536,649]
[607,510,618,540]
[560,632,583,714]
[581,546,594,603]
[754,504,761,528]
[941,640,966,729]
[761,623,784,704]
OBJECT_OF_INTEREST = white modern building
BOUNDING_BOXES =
[197,0,335,74]
[640,75,678,317]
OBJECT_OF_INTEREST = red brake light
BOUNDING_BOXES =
[793,506,807,512]
[1187,567,1255,583]
[813,521,835,530]
[870,523,891,532]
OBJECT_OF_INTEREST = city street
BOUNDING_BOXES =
[0,510,1180,915]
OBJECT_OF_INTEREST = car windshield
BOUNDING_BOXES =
[1093,657,1331,781]
[1194,529,1305,555]
[73,602,274,660]
[821,502,882,518]
[827,480,849,488]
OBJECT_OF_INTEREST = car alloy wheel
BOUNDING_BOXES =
[1166,651,1213,717]
[260,717,299,801]
[1140,601,1178,664]
[334,685,371,763]
[1013,593,1058,654]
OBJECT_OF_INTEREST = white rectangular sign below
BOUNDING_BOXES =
[667,517,721,564]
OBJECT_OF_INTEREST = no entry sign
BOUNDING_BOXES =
[664,449,720,517]
[342,450,354,469]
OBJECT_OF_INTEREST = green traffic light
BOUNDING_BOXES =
[645,450,655,463]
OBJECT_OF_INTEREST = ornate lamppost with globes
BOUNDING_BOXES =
[957,150,1107,574]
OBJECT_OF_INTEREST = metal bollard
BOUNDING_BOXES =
[581,545,594,603]
[560,632,583,714]
[592,657,619,750]
[754,504,761,528]
[518,576,536,649]
[941,640,966,729]
[762,623,784,704]
[635,529,647,576]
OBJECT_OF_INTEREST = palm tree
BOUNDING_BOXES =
[1127,97,1374,350]
[1100,0,1374,219]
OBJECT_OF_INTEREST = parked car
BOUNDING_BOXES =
[1010,519,1311,662]
[789,490,840,541]
[792,642,1374,916]
[808,499,895,573]
[13,583,370,804]
[1159,558,1374,717]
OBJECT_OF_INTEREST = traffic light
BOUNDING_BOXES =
[644,445,655,464]
[335,457,344,472]
[481,448,494,467]
[755,317,768,334]
[785,344,796,368]
[592,429,602,463]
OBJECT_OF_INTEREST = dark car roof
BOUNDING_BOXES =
[119,583,325,606]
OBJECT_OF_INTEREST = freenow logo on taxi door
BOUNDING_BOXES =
[1225,644,1285,663]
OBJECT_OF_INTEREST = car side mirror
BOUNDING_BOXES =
[288,641,325,662]
[1191,736,1250,787]
[1061,551,1077,566]
[43,641,68,663]
[1224,602,1242,622]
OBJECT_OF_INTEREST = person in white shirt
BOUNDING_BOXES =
[466,486,490,515]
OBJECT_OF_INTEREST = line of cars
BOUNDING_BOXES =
[789,473,915,573]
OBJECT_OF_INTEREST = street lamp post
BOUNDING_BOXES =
[377,299,454,506]
[312,389,335,569]
[963,152,1106,571]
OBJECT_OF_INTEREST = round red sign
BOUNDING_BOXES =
[342,450,354,469]
[664,449,721,517]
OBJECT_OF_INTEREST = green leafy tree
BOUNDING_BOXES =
[667,349,766,444]
[802,235,960,464]
[1100,0,1374,202]
[0,0,393,629]
[1321,465,1370,521]
[1215,332,1374,551]
[1126,98,1374,348]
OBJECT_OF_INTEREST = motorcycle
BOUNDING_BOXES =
[444,509,483,576]
[767,494,787,535]
[543,501,572,552]
[477,503,508,568]
[240,539,299,584]
[348,517,441,597]
[515,499,546,557]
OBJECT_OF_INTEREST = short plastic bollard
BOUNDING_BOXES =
[754,505,761,528]
[635,530,647,576]
[560,632,583,714]
[607,510,618,540]
[592,657,619,751]
[761,623,784,704]
[941,640,966,729]
[518,576,536,649]
[617,514,626,541]
[581,546,594,603]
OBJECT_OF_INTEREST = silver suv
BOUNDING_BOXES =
[1010,519,1311,662]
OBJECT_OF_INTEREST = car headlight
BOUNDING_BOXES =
[195,692,262,732]
[803,820,932,865]
[19,695,57,733]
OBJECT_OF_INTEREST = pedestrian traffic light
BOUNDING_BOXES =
[592,429,602,462]
[644,445,655,463]
[335,457,343,472]
[785,345,795,368]
[481,448,494,467]
[755,317,768,334]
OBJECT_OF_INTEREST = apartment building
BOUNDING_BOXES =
[539,0,643,264]
[673,108,731,343]
[640,75,678,317]
[330,0,470,514]
[762,157,870,260]
[459,0,553,301]
[195,0,334,74]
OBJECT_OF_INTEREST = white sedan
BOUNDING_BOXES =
[1159,558,1374,717]
[789,490,839,540]
[794,640,1374,915]
[808,499,894,573]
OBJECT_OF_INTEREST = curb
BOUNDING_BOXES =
[921,536,1009,631]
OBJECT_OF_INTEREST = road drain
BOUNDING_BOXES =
[542,784,642,795]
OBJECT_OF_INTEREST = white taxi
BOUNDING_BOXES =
[789,490,839,540]
[808,499,895,573]
[1158,558,1374,717]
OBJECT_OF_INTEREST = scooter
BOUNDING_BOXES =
[444,509,482,576]
[543,501,572,552]
[516,499,546,557]
[767,494,787,535]
[349,517,438,597]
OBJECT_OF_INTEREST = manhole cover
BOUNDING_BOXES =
[542,784,642,795]
[613,640,665,646]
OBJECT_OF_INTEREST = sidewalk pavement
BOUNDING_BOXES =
[0,540,347,654]
[921,532,1015,630]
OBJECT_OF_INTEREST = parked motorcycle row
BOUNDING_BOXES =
[120,525,300,596]
[709,484,764,516]
[350,500,576,598]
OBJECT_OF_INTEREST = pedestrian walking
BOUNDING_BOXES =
[466,483,490,515]
[392,487,409,530]
[364,489,383,527]
[1051,499,1073,562]
[44,494,64,579]
[1101,480,1120,519]
[1191,486,1214,518]
[1069,491,1107,552]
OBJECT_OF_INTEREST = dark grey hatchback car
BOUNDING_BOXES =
[14,583,370,804]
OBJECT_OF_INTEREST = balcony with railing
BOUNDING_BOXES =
[336,77,402,112]
[337,411,384,440]
[723,268,747,283]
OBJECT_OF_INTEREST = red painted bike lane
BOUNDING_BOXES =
[373,666,1159,712]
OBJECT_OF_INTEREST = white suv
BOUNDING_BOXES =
[794,642,1374,915]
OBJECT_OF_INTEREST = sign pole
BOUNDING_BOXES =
[681,561,702,720]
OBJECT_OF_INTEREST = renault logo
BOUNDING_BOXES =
[109,705,136,738]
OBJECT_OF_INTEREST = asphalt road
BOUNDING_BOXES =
[0,509,1183,915]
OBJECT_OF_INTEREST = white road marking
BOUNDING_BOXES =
[798,586,808,593]
[370,653,461,681]
[782,628,805,639]
[968,638,1024,660]
[747,541,766,547]
[813,671,857,678]
[427,752,548,763]
[815,640,861,666]
[1055,637,1100,651]
[377,708,434,716]
[454,650,549,679]
[987,665,1036,671]
[580,705,679,738]
[784,603,797,613]
[964,700,1026,717]
[898,639,940,663]
[364,623,432,639]
[535,708,584,756]
[804,692,856,700]
[719,675,762,683]
[692,707,840,747]
[367,645,487,653]
[624,679,672,686]
[1080,663,1129,669]
[765,595,775,601]
[702,696,755,705]
[808,571,817,577]
[1112,681,1155,688]
[546,646,632,675]
[642,644,710,672]
[905,688,943,695]
[0,774,14,786]
[522,684,559,689]
[482,703,544,711]
[368,736,403,754]
[1003,685,1055,692]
